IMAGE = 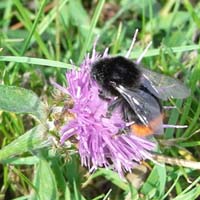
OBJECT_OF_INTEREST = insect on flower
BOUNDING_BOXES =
[52,29,190,176]
[91,30,190,137]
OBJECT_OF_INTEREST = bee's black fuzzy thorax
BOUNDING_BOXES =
[91,56,141,95]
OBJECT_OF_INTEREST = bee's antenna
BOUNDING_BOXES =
[136,41,152,64]
[163,106,177,110]
[125,29,138,58]
[163,124,188,129]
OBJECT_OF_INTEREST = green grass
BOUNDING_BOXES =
[0,0,200,199]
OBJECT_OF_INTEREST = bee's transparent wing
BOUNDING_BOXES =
[114,84,163,133]
[141,68,190,100]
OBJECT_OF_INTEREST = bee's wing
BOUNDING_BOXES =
[141,68,190,100]
[114,84,163,134]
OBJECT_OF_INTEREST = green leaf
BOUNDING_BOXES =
[140,164,166,199]
[89,168,128,191]
[38,0,69,34]
[78,0,105,62]
[130,44,200,59]
[145,11,190,31]
[0,56,75,69]
[173,185,200,200]
[13,0,51,59]
[65,184,71,200]
[72,179,86,200]
[68,0,90,38]
[1,156,39,165]
[50,155,67,199]
[9,196,31,200]
[184,0,200,28]
[33,159,58,200]
[0,85,47,122]
[0,124,48,162]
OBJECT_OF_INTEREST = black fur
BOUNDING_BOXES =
[91,56,141,95]
[91,56,162,127]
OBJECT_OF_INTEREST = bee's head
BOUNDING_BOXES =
[91,56,141,95]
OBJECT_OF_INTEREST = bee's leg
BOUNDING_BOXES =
[98,90,111,101]
[106,97,122,118]
[122,103,137,122]
[118,126,129,135]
